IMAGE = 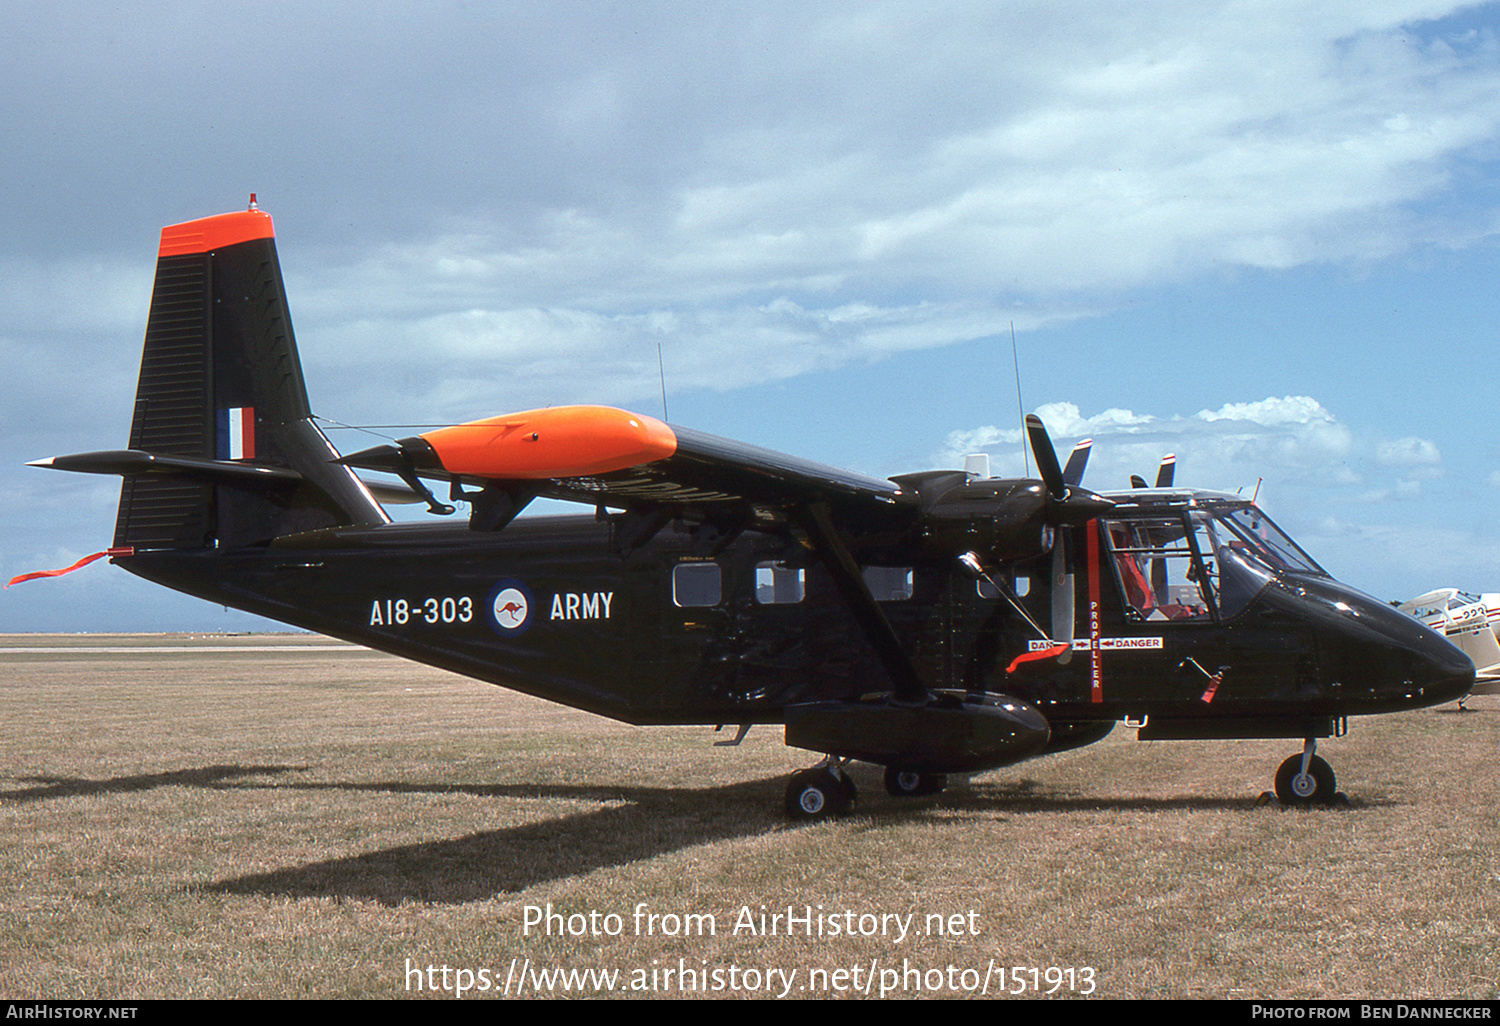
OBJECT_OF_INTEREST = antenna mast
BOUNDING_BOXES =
[658,342,669,422]
[1011,322,1030,477]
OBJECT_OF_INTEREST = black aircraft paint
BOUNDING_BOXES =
[25,206,1474,820]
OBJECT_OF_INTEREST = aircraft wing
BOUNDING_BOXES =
[340,405,938,700]
[339,405,916,532]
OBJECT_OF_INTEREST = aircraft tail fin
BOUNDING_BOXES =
[109,201,387,549]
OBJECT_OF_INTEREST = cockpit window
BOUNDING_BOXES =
[1102,517,1215,622]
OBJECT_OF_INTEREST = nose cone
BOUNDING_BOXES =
[1285,577,1475,711]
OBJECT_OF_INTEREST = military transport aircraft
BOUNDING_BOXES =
[16,203,1474,820]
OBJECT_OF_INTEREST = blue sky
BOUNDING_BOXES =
[4,1,1500,631]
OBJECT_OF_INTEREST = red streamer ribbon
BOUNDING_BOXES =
[1005,643,1071,675]
[6,547,134,589]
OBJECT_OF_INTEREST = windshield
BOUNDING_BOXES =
[1193,504,1324,618]
[1207,505,1325,576]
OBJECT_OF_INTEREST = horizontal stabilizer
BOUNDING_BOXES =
[357,477,427,504]
[30,450,303,485]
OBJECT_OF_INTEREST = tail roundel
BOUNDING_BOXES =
[62,201,387,551]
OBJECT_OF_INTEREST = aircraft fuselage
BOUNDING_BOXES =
[119,495,1472,741]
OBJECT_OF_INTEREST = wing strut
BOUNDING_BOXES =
[794,502,929,705]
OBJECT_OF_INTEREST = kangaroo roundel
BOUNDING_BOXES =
[487,580,534,636]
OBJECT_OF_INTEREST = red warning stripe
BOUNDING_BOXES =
[1088,519,1103,703]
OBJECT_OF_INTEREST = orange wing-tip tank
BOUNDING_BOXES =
[419,405,678,479]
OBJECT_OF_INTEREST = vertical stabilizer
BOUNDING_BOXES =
[114,205,386,549]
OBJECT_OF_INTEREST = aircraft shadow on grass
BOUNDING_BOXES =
[1,760,1389,904]
[203,775,792,905]
[0,764,296,803]
[197,773,1387,905]
[957,778,1392,815]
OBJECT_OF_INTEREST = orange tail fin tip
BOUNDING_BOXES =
[156,208,275,258]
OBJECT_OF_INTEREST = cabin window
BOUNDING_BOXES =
[672,562,722,607]
[754,562,805,604]
[977,573,1029,600]
[863,566,914,602]
[1102,517,1215,622]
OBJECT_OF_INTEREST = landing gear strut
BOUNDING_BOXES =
[1274,739,1338,806]
[785,760,857,822]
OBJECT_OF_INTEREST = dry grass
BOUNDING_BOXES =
[1,634,1497,999]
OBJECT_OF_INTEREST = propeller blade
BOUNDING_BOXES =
[1130,454,1176,490]
[1051,528,1075,664]
[1024,414,1115,526]
[1062,438,1092,486]
[1152,555,1169,608]
[1156,454,1176,489]
[1025,414,1067,501]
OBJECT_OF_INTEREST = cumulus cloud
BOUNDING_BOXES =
[1197,397,1338,426]
[934,395,1453,507]
[1032,402,1158,438]
[184,1,1500,414]
[1376,436,1443,466]
[939,395,1351,474]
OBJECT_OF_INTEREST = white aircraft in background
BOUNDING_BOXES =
[1397,589,1500,707]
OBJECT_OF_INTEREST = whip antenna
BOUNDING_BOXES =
[658,342,669,422]
[1011,322,1030,477]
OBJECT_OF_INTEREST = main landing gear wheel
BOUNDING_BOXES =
[785,765,856,822]
[1274,753,1337,807]
[883,766,947,798]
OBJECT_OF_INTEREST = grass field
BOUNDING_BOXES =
[1,633,1496,1000]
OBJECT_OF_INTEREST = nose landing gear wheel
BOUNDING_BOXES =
[1274,753,1336,806]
